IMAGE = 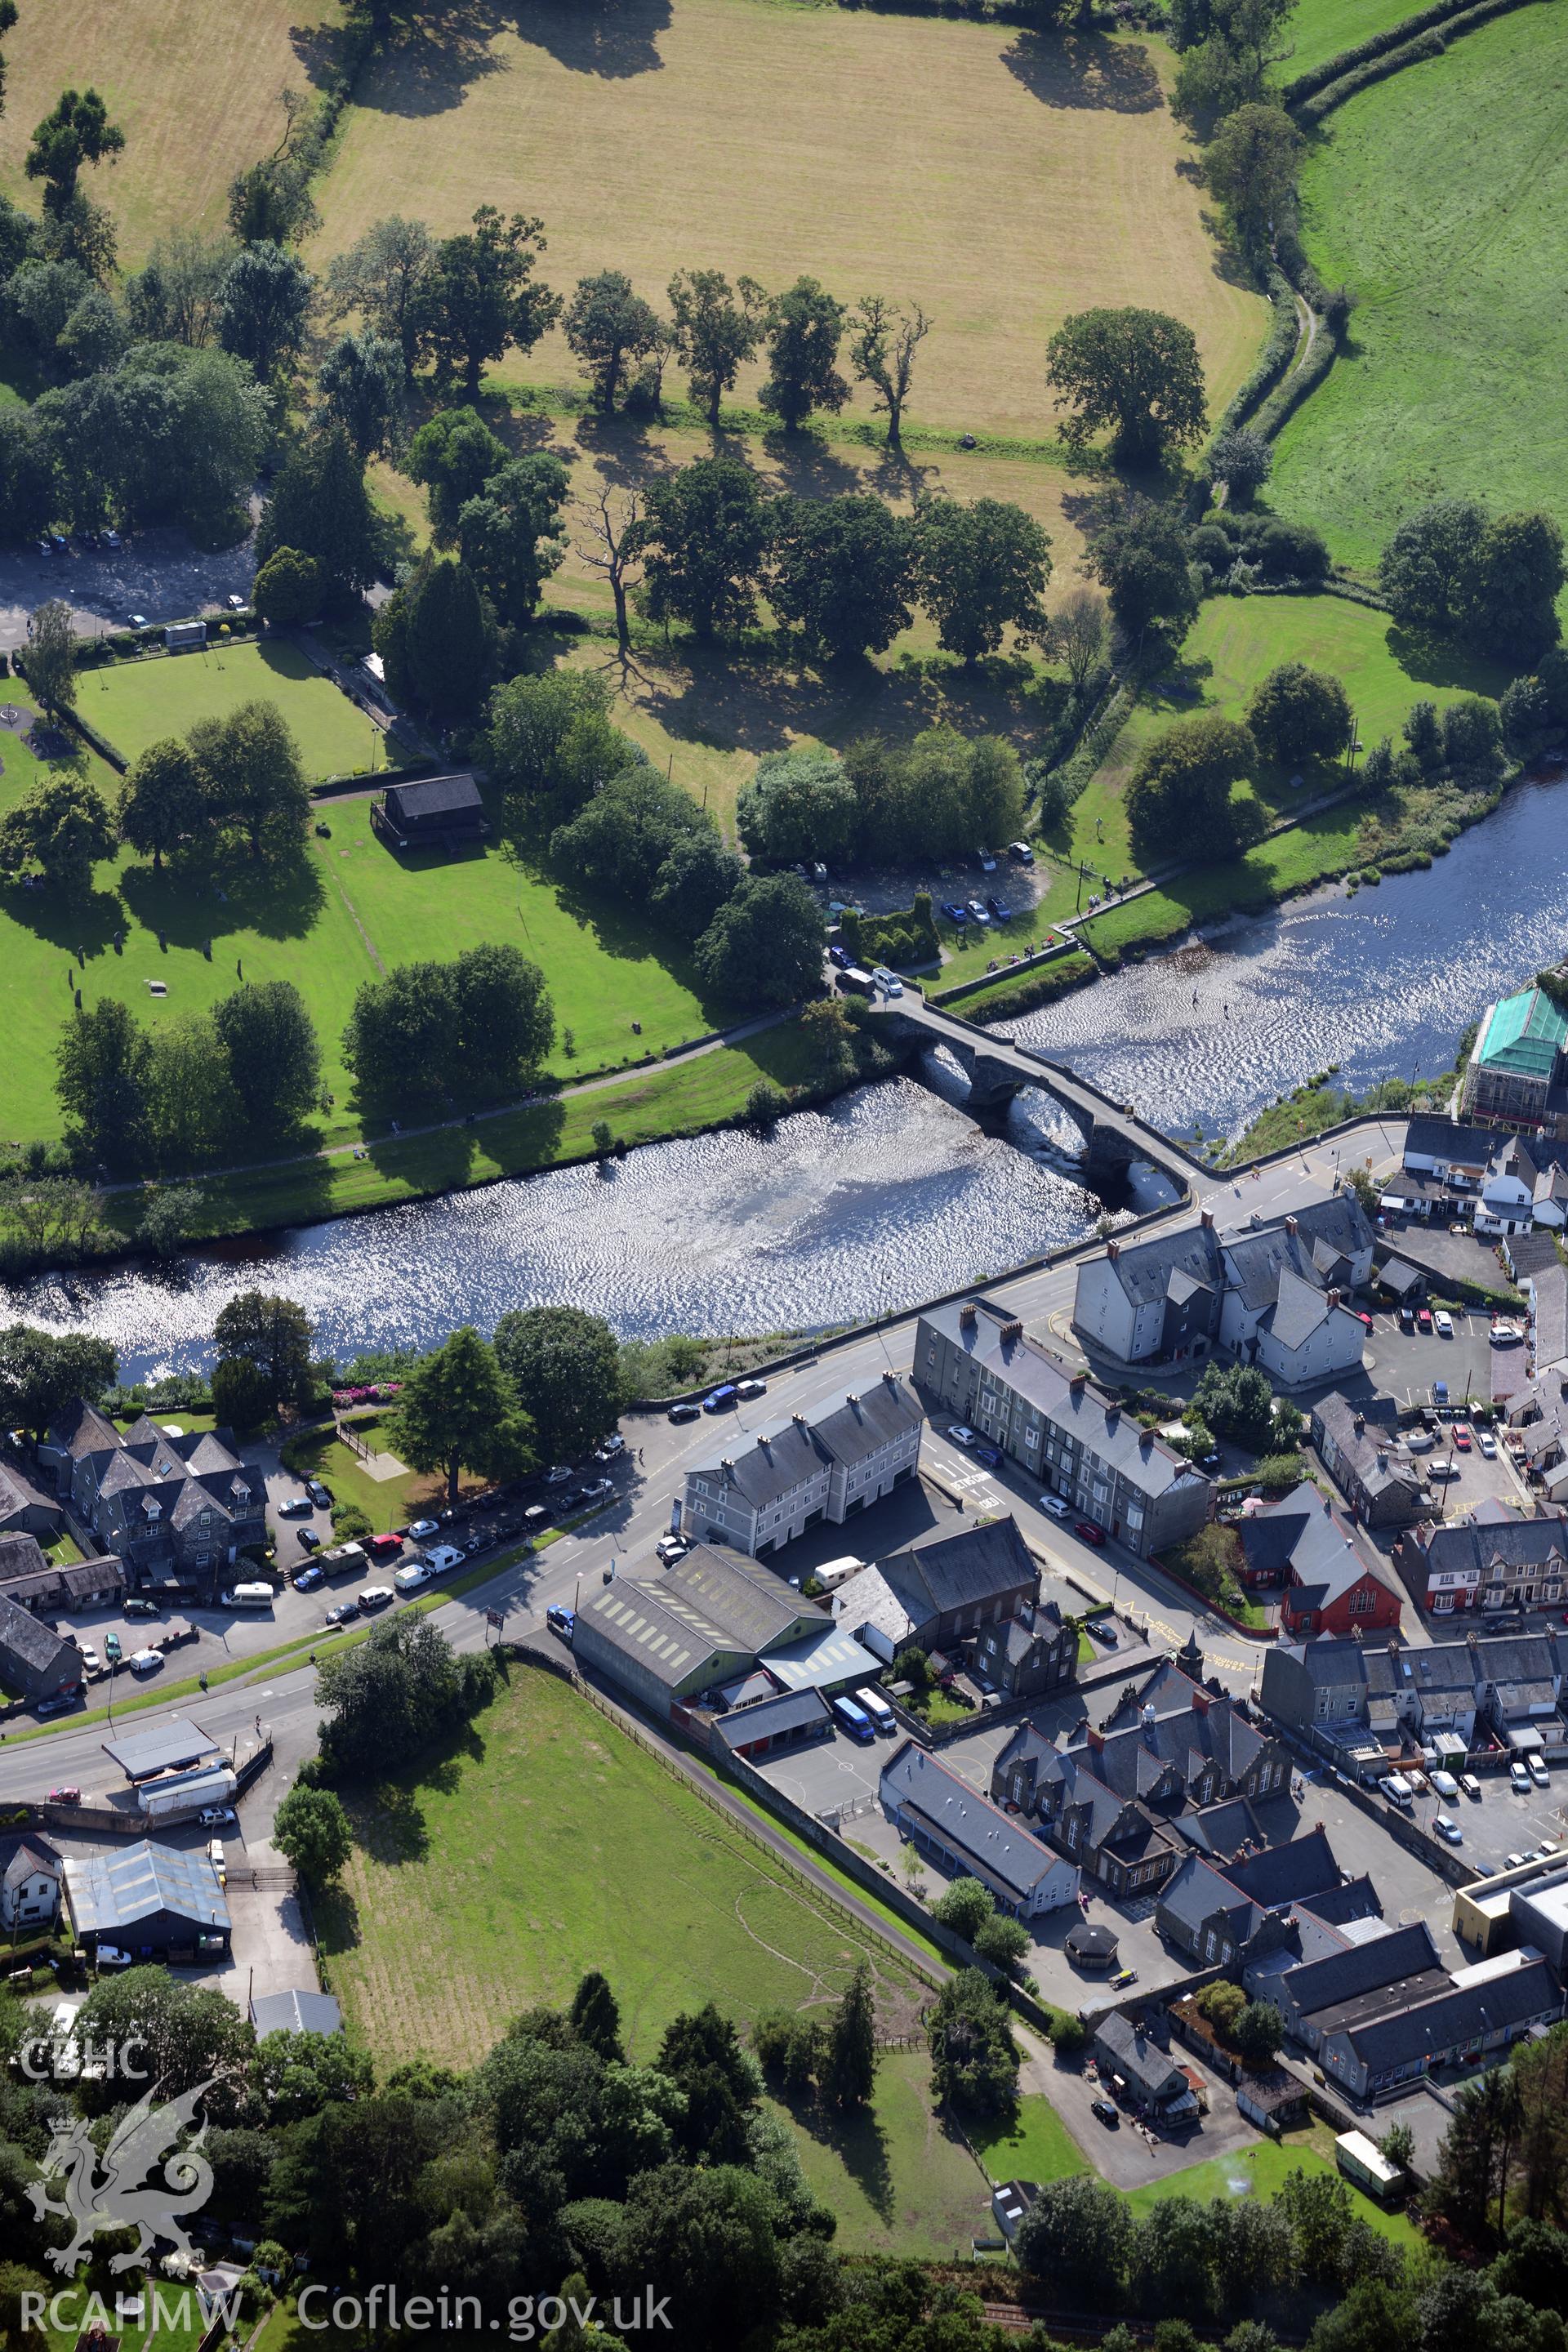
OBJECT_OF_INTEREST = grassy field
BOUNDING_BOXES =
[1126,2134,1421,2246]
[314,0,1267,438]
[1060,590,1506,893]
[317,1664,925,2068]
[0,733,723,1147]
[970,2091,1089,2187]
[0,0,349,261]
[90,640,381,782]
[1271,4,1568,573]
[1282,0,1424,77]
[779,2051,993,2259]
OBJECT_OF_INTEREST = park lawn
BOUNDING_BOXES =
[278,1414,488,1530]
[1066,592,1508,893]
[90,640,381,782]
[0,0,350,260]
[1126,2134,1421,2246]
[970,2091,1089,2187]
[1271,5,1568,574]
[777,2050,993,2259]
[310,0,1266,439]
[1281,0,1422,77]
[317,1663,924,2069]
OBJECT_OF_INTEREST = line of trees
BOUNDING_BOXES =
[1379,501,1566,669]
[738,728,1027,870]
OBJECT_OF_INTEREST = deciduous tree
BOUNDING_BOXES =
[737,746,860,866]
[254,424,378,596]
[571,483,644,653]
[564,270,663,412]
[1087,496,1200,640]
[191,699,312,860]
[212,1290,314,1408]
[212,979,321,1134]
[693,873,824,1009]
[373,555,492,724]
[926,1966,1019,2115]
[324,215,435,379]
[1209,425,1272,504]
[1044,583,1109,697]
[1245,662,1352,764]
[423,207,560,397]
[768,492,915,663]
[760,277,849,430]
[273,1786,354,1885]
[252,546,324,629]
[407,404,508,541]
[118,738,207,871]
[0,1323,117,1439]
[26,88,124,216]
[847,293,930,450]
[667,267,767,425]
[1201,101,1301,260]
[216,239,314,381]
[1125,714,1258,861]
[912,493,1052,664]
[318,330,405,460]
[1047,307,1208,463]
[635,455,771,640]
[492,1304,623,1466]
[457,452,569,623]
[0,766,114,893]
[23,597,78,712]
[1378,499,1487,639]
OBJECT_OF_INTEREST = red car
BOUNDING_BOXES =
[1417,1307,1433,1332]
[47,1785,81,1805]
[1453,1424,1472,1450]
[1075,1521,1107,1547]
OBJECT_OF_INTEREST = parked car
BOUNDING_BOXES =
[359,1586,394,1611]
[1434,1310,1454,1337]
[1040,1494,1071,1520]
[1433,1380,1450,1406]
[1527,1753,1550,1787]
[306,1481,332,1508]
[103,1633,122,1665]
[1110,1967,1137,1989]
[1507,1851,1529,1869]
[75,1643,100,1672]
[736,1379,767,1401]
[546,1604,575,1641]
[1449,1221,1469,1236]
[296,1527,321,1552]
[1509,1759,1533,1792]
[365,1532,404,1561]
[1097,1622,1120,1647]
[578,1479,615,1505]
[128,1649,163,1676]
[1459,1773,1482,1799]
[207,1839,226,1883]
[199,1806,237,1828]
[827,942,850,969]
[1091,2096,1120,2126]
[596,1432,627,1457]
[293,1565,325,1592]
[1430,1769,1459,1798]
[986,897,1013,922]
[1379,1774,1414,1805]
[277,1494,314,1517]
[872,965,904,996]
[964,899,991,924]
[1007,840,1035,865]
[394,1561,431,1594]
[1453,1423,1472,1450]
[123,1597,158,1619]
[545,1465,574,1486]
[324,1600,361,1625]
[657,1533,691,1563]
[939,902,969,924]
[1435,1814,1463,1843]
[48,1786,81,1805]
[1075,1521,1107,1547]
[948,1425,978,1448]
[1398,1304,1416,1332]
[36,1691,82,1717]
[408,1517,440,1539]
[973,1443,1002,1468]
[667,1401,701,1423]
[975,848,998,871]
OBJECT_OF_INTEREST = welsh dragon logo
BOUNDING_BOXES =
[27,2080,217,2276]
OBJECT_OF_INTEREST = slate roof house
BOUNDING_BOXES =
[0,1459,60,1540]
[1474,1137,1568,1236]
[38,1404,266,1600]
[1156,1828,1348,1967]
[1401,1116,1498,1191]
[0,1530,125,1616]
[1258,1921,1448,2056]
[0,1829,62,1931]
[880,1741,1080,1918]
[0,1591,84,1702]
[1071,1193,1374,1383]
[833,1516,1040,1666]
[1320,1952,1563,2100]
[973,1575,1080,1700]
[1311,1396,1428,1530]
[1392,1510,1568,1619]
[372,773,488,853]
[682,1372,922,1557]
[914,1297,1211,1557]
[1093,2013,1199,2122]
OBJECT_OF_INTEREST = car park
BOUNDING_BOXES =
[1075,1521,1107,1546]
[1040,1493,1071,1519]
[408,1517,439,1539]
[1008,840,1035,864]
[546,1604,575,1640]
[123,1597,158,1619]
[359,1586,394,1611]
[324,1600,361,1625]
[277,1494,314,1517]
[939,902,968,924]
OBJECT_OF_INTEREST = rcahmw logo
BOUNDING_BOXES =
[25,2072,219,2277]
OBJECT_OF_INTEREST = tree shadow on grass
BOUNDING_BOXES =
[780,2084,897,2224]
[311,1881,361,1959]
[1385,626,1512,699]
[0,878,124,961]
[1000,28,1164,114]
[118,845,328,951]
[359,0,670,119]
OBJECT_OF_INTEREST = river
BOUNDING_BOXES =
[7,769,1567,1379]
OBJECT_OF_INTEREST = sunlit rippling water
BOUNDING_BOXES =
[10,770,1566,1378]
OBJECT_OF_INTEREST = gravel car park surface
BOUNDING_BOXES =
[0,526,256,650]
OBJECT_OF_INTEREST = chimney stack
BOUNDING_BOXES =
[960,1300,978,1326]
[1328,1287,1342,1310]
[1085,1725,1105,1753]
[1001,1319,1023,1343]
[1200,1208,1214,1230]
[1106,1239,1120,1261]
[1286,1214,1298,1237]
[1191,1686,1211,1716]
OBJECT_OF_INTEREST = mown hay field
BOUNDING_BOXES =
[0,0,349,260]
[314,0,1267,438]
[1271,4,1568,573]
[318,1664,925,2068]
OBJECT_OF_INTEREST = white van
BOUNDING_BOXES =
[855,1685,898,1735]
[871,966,904,997]
[394,1561,432,1594]
[222,1582,274,1610]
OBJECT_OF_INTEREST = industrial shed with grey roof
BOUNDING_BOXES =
[65,1841,230,1958]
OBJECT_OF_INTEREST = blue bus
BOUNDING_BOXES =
[831,1695,876,1744]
